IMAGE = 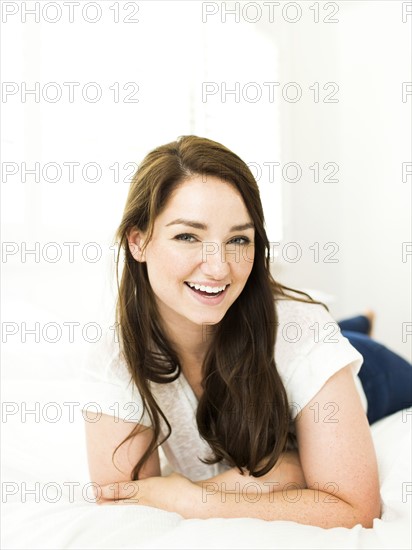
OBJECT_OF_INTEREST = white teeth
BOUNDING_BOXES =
[187,282,227,294]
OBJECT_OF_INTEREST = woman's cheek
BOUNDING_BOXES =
[241,243,255,265]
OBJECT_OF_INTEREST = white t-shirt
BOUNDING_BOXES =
[80,296,367,482]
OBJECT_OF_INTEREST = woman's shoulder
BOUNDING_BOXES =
[275,291,331,326]
[273,290,346,363]
[273,292,365,419]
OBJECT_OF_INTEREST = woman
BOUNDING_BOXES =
[83,135,411,528]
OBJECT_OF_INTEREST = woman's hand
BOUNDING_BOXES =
[194,450,307,494]
[95,472,200,518]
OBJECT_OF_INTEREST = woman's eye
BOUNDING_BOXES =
[174,233,197,242]
[229,237,251,245]
[174,234,251,245]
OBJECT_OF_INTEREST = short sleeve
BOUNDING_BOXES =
[274,298,365,421]
[79,331,152,427]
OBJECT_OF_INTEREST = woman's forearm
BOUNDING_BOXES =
[184,483,372,528]
[98,465,373,528]
[193,450,307,494]
[184,452,374,527]
[184,452,372,527]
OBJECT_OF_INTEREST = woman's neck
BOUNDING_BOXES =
[158,314,214,376]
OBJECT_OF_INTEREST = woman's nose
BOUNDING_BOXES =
[200,241,231,277]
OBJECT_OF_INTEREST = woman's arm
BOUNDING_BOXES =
[193,450,307,494]
[179,365,381,527]
[99,366,381,528]
[84,412,160,487]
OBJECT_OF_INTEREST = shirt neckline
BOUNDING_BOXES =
[178,370,199,412]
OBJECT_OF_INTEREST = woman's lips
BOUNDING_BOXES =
[184,282,230,305]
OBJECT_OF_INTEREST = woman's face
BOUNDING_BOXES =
[128,174,255,334]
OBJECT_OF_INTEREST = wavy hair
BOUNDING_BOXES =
[112,135,328,479]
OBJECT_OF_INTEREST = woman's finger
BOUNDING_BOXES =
[98,481,141,502]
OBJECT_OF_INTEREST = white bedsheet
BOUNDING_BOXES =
[1,378,411,550]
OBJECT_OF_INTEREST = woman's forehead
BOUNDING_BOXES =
[164,176,248,213]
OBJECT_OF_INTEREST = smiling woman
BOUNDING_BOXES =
[127,174,256,333]
[82,135,387,528]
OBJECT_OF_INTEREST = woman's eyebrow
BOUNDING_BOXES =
[165,218,254,232]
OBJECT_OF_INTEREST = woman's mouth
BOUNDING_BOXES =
[184,281,230,305]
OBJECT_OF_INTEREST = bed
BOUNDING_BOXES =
[1,374,411,550]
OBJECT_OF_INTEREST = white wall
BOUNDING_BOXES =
[2,1,410,383]
[1,2,284,380]
[261,1,411,360]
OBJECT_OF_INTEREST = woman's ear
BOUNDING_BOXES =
[127,227,147,262]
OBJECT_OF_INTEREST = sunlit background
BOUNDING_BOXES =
[2,0,411,384]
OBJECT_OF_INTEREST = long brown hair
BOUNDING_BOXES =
[113,135,328,479]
